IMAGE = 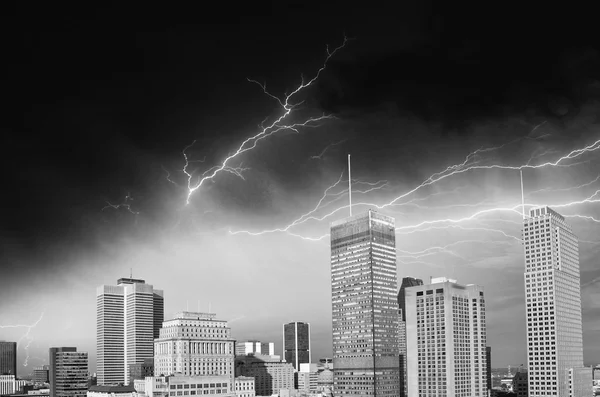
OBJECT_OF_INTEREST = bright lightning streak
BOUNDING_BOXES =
[396,225,521,242]
[311,139,347,160]
[182,37,349,204]
[102,193,139,215]
[528,174,600,196]
[0,312,44,367]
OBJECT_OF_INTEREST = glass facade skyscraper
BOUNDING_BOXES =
[0,342,17,376]
[397,277,423,397]
[523,206,589,396]
[283,322,311,370]
[330,209,400,397]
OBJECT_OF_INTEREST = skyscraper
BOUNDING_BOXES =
[405,277,487,397]
[523,206,590,396]
[397,278,423,397]
[153,311,235,386]
[283,322,310,370]
[49,347,88,397]
[0,341,17,376]
[96,277,164,385]
[330,209,400,397]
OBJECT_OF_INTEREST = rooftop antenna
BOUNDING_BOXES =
[520,170,526,219]
[348,154,352,216]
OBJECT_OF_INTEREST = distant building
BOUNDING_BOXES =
[283,323,310,371]
[316,369,333,396]
[317,358,332,371]
[330,210,400,397]
[128,358,153,384]
[49,347,88,397]
[168,375,233,396]
[96,277,164,385]
[0,375,27,395]
[523,207,589,397]
[87,385,136,397]
[297,364,318,394]
[235,342,274,357]
[0,342,17,376]
[406,277,487,397]
[398,277,423,397]
[154,311,234,392]
[513,369,528,397]
[234,376,255,397]
[34,366,50,384]
[235,355,293,396]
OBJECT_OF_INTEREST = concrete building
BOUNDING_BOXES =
[96,278,164,385]
[34,366,50,384]
[523,207,591,396]
[283,323,310,371]
[513,369,528,397]
[297,364,318,394]
[168,375,234,397]
[87,385,137,397]
[406,277,488,397]
[234,377,255,397]
[398,277,423,397]
[143,376,169,397]
[0,375,27,395]
[129,359,153,384]
[330,210,400,397]
[234,355,293,396]
[0,342,17,376]
[154,311,235,390]
[49,348,88,397]
[316,369,333,396]
[234,342,274,357]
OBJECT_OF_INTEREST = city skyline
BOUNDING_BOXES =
[3,4,600,381]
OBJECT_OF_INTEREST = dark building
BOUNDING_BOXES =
[34,365,50,383]
[0,341,17,376]
[49,347,88,397]
[513,369,528,397]
[486,346,492,392]
[128,358,153,384]
[283,322,310,370]
[398,277,423,397]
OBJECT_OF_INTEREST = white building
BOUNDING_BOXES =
[235,342,274,357]
[154,312,235,388]
[297,364,318,394]
[523,207,591,397]
[168,375,234,397]
[96,278,164,385]
[0,375,27,395]
[406,277,487,397]
[234,376,255,397]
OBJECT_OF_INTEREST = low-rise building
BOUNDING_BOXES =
[234,377,254,397]
[87,385,137,397]
[234,356,293,396]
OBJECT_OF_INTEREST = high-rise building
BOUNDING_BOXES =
[397,277,423,397]
[0,341,17,376]
[154,311,235,387]
[283,322,310,370]
[405,277,488,397]
[96,277,164,385]
[523,206,591,396]
[330,209,400,397]
[34,365,50,383]
[49,347,88,397]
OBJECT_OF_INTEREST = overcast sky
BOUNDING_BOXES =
[2,3,600,375]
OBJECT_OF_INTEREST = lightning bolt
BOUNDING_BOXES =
[0,312,44,367]
[179,37,349,204]
[102,193,139,215]
[528,174,600,196]
[310,139,347,160]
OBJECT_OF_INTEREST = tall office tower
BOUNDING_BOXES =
[49,347,88,397]
[96,277,164,385]
[0,341,17,376]
[154,311,235,386]
[283,322,310,370]
[523,206,590,397]
[397,278,423,397]
[405,277,488,397]
[34,365,50,383]
[330,209,400,397]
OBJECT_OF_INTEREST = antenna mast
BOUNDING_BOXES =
[348,154,352,216]
[520,170,525,219]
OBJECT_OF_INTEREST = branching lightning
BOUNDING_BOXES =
[176,37,349,204]
[311,139,347,160]
[0,312,44,367]
[102,193,139,215]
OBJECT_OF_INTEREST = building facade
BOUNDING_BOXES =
[235,342,274,357]
[398,277,423,397]
[523,207,589,397]
[297,363,318,394]
[234,376,255,397]
[330,210,400,397]
[87,385,137,397]
[513,369,528,397]
[167,375,234,397]
[96,278,164,385]
[154,311,235,389]
[406,277,488,397]
[0,342,17,376]
[49,347,88,397]
[283,322,310,371]
[34,365,50,383]
[486,347,492,393]
[129,358,154,384]
[0,375,26,395]
[234,355,293,397]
